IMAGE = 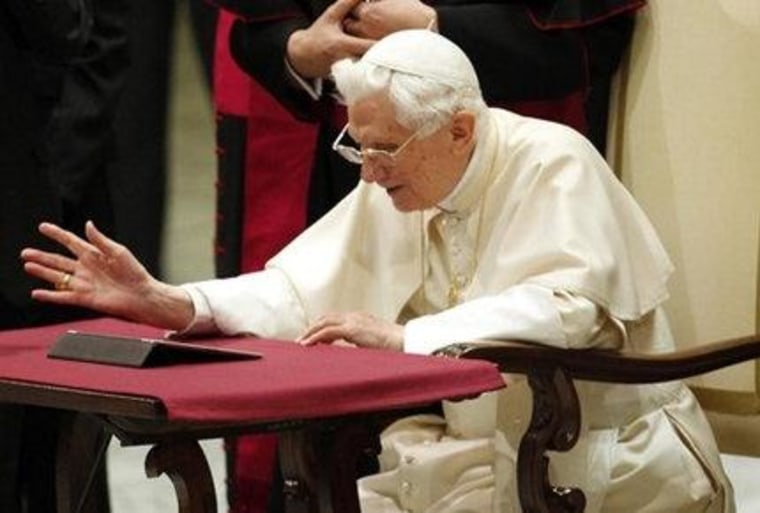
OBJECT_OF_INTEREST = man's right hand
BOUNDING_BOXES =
[286,0,375,79]
[20,221,195,331]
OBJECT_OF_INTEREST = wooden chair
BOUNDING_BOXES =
[434,333,760,513]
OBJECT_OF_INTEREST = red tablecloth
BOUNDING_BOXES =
[0,318,504,423]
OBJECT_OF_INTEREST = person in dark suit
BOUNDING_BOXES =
[1,1,128,511]
[1,3,91,507]
[1,0,90,329]
[210,1,645,511]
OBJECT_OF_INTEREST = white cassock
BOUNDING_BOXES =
[182,109,734,513]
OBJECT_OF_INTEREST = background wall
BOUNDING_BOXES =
[608,1,759,402]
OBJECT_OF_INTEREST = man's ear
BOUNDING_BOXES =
[449,111,476,153]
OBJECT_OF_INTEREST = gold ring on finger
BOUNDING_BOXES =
[56,272,73,291]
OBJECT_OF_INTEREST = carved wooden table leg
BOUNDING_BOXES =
[518,366,586,513]
[145,439,217,513]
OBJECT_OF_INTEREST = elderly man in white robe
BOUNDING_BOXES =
[21,29,733,513]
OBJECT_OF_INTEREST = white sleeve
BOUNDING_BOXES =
[178,268,309,341]
[403,283,617,355]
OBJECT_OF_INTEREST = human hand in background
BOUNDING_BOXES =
[20,221,194,331]
[344,0,437,40]
[297,311,404,351]
[286,0,376,78]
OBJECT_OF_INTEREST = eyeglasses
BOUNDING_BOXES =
[331,123,423,166]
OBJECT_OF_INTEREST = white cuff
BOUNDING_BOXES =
[172,285,217,336]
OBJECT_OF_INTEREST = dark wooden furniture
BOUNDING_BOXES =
[3,316,758,513]
[0,317,504,513]
[435,333,760,513]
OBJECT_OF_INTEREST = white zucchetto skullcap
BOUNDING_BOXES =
[361,29,480,91]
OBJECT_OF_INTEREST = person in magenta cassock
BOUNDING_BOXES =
[209,0,645,510]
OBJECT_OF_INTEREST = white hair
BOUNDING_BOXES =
[332,58,488,138]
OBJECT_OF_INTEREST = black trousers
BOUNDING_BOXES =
[0,406,110,513]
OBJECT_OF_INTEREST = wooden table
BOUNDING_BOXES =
[0,317,504,513]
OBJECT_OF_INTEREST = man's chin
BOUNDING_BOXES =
[389,195,416,213]
[386,188,427,212]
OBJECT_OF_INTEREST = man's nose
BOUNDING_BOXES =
[360,160,384,183]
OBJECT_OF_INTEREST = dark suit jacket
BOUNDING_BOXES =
[0,0,89,327]
[0,0,128,329]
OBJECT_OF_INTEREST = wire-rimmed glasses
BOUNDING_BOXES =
[331,123,424,166]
